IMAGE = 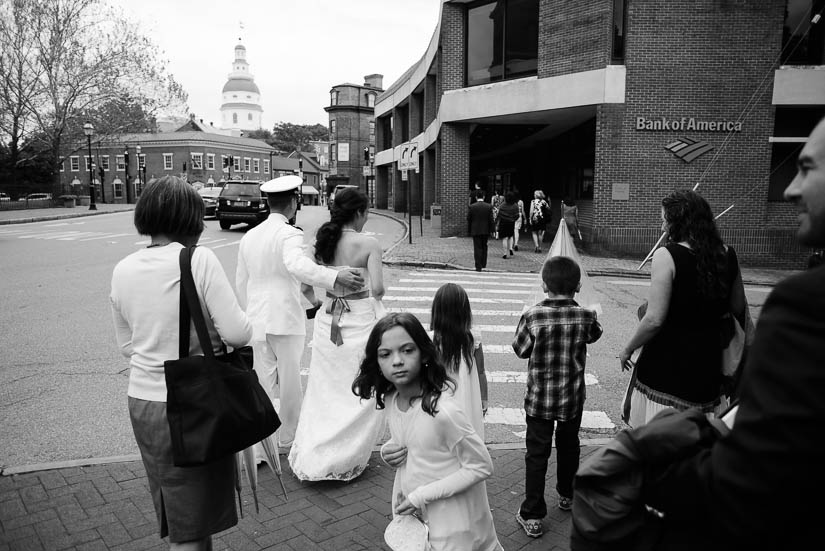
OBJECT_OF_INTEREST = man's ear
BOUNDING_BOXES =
[542,282,548,292]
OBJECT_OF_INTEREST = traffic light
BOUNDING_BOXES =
[223,156,229,168]
[364,147,369,162]
[182,162,187,171]
[98,166,105,181]
[124,151,130,168]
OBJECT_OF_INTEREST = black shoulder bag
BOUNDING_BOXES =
[165,246,280,467]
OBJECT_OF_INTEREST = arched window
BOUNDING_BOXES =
[233,113,238,124]
[330,91,338,106]
[367,93,375,108]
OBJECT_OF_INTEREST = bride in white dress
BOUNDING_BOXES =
[288,187,387,481]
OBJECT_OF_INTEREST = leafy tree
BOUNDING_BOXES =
[269,122,328,154]
[0,0,188,195]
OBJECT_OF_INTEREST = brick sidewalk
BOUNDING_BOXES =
[0,446,602,550]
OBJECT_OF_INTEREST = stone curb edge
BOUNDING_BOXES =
[0,438,615,477]
[0,207,134,225]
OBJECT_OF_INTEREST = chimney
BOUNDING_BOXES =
[364,74,383,91]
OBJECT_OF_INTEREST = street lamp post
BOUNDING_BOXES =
[124,149,132,204]
[82,122,97,211]
[268,150,274,180]
[135,145,142,197]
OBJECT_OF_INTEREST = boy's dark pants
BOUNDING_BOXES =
[519,413,582,519]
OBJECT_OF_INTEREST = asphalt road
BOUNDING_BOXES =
[0,207,771,470]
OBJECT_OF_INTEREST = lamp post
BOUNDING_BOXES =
[82,122,97,211]
[135,145,142,197]
[124,149,132,203]
[268,150,274,180]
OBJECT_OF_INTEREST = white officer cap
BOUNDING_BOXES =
[260,174,302,194]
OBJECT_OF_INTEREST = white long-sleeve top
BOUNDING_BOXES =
[110,243,252,402]
[236,213,339,339]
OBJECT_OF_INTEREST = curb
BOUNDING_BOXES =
[0,438,613,476]
[0,207,134,225]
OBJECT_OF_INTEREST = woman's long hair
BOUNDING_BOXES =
[314,187,368,264]
[352,313,454,416]
[662,190,727,298]
[430,284,475,373]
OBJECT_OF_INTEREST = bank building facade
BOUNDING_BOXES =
[373,0,825,267]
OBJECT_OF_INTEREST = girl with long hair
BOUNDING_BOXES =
[430,283,488,438]
[353,313,502,551]
[288,187,387,481]
[620,190,748,426]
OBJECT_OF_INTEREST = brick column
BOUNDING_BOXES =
[440,123,470,236]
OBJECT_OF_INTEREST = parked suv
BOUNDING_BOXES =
[215,180,269,230]
[328,184,358,211]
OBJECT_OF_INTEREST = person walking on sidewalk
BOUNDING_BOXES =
[513,191,527,251]
[513,256,602,538]
[111,177,253,550]
[235,175,364,450]
[635,116,825,550]
[528,190,550,253]
[467,189,495,272]
[496,191,520,259]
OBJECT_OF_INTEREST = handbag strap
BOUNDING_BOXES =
[178,246,216,360]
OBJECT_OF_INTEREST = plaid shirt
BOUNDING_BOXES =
[513,298,602,421]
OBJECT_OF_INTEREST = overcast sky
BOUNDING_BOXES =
[110,0,442,128]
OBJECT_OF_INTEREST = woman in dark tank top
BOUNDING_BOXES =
[619,190,744,427]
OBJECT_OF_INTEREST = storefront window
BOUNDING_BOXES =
[782,0,825,65]
[466,0,538,87]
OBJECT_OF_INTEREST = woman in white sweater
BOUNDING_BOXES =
[110,176,252,551]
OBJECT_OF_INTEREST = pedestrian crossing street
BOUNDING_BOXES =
[309,268,616,437]
[0,224,242,248]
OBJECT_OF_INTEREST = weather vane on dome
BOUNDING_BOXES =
[239,20,244,42]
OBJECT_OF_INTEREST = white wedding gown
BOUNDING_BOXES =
[288,268,387,481]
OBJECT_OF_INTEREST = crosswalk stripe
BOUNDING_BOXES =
[15,231,73,239]
[485,408,615,430]
[399,278,537,288]
[388,286,532,295]
[383,295,522,305]
[486,371,598,385]
[211,241,241,249]
[78,233,133,241]
[57,232,98,240]
[389,307,522,317]
[411,268,539,280]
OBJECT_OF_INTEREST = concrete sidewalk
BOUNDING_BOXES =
[0,203,135,225]
[0,444,602,550]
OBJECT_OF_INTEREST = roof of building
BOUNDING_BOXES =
[110,131,275,151]
[222,78,260,94]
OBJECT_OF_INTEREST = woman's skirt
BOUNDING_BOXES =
[498,219,515,238]
[626,381,727,428]
[128,397,237,542]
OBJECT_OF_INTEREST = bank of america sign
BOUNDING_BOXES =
[664,137,715,163]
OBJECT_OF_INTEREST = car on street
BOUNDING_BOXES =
[22,193,53,201]
[328,184,358,211]
[0,192,10,202]
[197,182,224,217]
[215,180,269,230]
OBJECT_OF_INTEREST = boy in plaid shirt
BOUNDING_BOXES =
[513,256,602,538]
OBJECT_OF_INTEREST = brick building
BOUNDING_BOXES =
[325,75,382,204]
[374,0,825,267]
[60,125,275,203]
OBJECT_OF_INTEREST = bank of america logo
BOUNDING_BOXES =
[664,137,715,163]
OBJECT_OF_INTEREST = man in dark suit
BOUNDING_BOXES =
[467,189,495,272]
[643,117,825,549]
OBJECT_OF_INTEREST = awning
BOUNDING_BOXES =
[301,184,319,195]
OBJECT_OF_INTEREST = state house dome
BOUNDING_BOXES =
[220,40,263,131]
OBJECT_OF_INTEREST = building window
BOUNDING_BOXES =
[253,158,260,173]
[782,0,825,65]
[331,142,337,162]
[244,157,251,172]
[611,0,627,64]
[233,156,240,171]
[330,119,336,137]
[369,120,375,140]
[114,179,123,198]
[233,113,238,124]
[100,156,109,170]
[85,156,93,171]
[466,0,539,87]
[207,153,215,170]
[264,159,270,174]
[191,153,203,170]
[366,93,375,107]
[70,156,79,172]
[59,160,65,172]
[330,90,338,105]
[116,155,125,171]
[139,154,145,169]
[163,153,173,170]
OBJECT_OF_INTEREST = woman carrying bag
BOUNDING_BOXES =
[110,176,252,550]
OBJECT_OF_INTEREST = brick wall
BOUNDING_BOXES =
[592,0,792,266]
[441,123,470,236]
[539,0,611,78]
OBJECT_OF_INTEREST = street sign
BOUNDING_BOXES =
[399,142,419,171]
[362,166,372,176]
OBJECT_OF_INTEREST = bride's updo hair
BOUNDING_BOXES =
[315,187,368,264]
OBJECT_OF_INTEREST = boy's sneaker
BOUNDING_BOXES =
[515,511,543,538]
[558,494,573,511]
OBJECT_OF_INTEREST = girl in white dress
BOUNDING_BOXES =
[353,313,503,551]
[430,283,488,439]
